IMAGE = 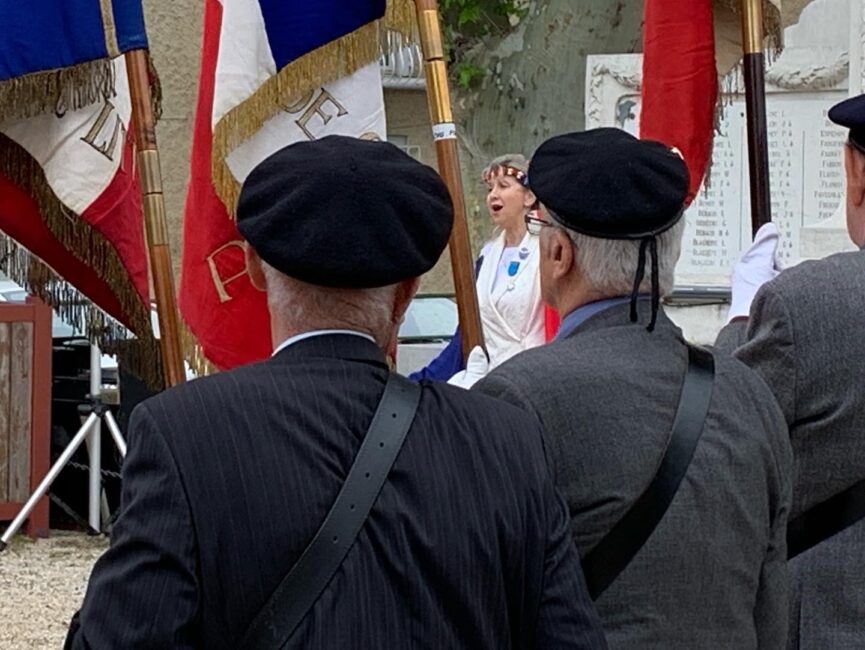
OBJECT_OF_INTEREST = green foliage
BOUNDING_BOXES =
[454,62,488,89]
[439,0,527,87]
[440,0,526,35]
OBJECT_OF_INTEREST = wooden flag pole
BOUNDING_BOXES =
[741,0,772,234]
[125,49,186,387]
[413,0,485,360]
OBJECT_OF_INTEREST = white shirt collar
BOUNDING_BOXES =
[271,329,376,357]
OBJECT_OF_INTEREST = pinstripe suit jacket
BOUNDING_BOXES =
[476,303,792,649]
[64,333,605,650]
[716,249,865,649]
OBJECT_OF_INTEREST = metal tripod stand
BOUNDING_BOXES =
[0,345,127,551]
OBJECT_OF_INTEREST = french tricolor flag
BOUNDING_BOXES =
[0,3,153,341]
[181,0,412,370]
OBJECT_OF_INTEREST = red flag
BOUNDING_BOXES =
[0,171,131,321]
[179,0,271,369]
[640,0,717,203]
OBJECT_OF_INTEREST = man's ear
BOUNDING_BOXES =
[845,144,865,207]
[392,277,421,324]
[244,243,267,292]
[547,228,575,280]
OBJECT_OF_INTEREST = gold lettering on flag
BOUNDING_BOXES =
[206,240,248,302]
[286,89,349,140]
[81,100,126,161]
[281,91,316,114]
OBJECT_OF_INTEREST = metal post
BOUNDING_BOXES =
[0,414,100,550]
[413,0,485,360]
[86,344,102,533]
[741,0,772,233]
[104,410,128,458]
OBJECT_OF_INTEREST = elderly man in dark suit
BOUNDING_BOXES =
[474,129,793,649]
[64,136,606,650]
[716,94,865,649]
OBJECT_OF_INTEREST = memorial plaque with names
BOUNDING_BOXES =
[586,54,849,289]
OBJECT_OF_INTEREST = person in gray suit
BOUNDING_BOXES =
[474,128,793,649]
[716,94,865,649]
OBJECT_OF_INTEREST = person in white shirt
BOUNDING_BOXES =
[411,154,557,382]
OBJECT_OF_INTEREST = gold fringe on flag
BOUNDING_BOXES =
[713,0,818,78]
[385,0,418,42]
[0,51,163,125]
[0,234,165,389]
[0,59,116,124]
[211,0,418,214]
[0,134,163,388]
[180,319,218,378]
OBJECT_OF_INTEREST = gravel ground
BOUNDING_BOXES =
[0,532,107,648]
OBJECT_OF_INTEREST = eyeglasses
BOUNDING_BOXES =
[525,214,553,236]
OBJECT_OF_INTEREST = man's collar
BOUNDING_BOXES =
[556,296,633,340]
[557,296,668,340]
[272,329,375,357]
[270,331,385,367]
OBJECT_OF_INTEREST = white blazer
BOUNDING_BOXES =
[477,231,545,370]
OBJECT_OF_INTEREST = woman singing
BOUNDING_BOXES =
[410,154,557,380]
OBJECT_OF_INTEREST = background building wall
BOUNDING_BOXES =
[384,89,457,293]
[144,0,203,278]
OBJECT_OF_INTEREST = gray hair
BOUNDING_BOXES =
[261,262,398,344]
[483,153,529,176]
[550,211,685,297]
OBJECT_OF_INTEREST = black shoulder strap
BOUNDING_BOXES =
[582,345,715,600]
[239,374,421,650]
[787,478,865,559]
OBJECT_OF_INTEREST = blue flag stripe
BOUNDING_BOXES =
[0,0,148,82]
[259,0,386,71]
[111,0,149,53]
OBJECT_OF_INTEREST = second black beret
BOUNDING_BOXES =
[529,128,689,239]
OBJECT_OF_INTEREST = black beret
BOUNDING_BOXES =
[529,128,689,239]
[829,94,865,151]
[237,135,454,288]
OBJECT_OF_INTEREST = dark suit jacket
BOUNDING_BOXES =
[716,250,865,649]
[65,333,605,649]
[476,304,792,649]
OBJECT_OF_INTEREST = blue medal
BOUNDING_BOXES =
[507,261,520,276]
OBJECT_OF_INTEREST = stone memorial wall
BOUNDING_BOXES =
[586,54,851,290]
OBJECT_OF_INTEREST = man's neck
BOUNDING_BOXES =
[553,284,609,319]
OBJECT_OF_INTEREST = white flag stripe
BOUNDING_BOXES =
[212,0,277,127]
[225,62,387,184]
[1,59,131,215]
